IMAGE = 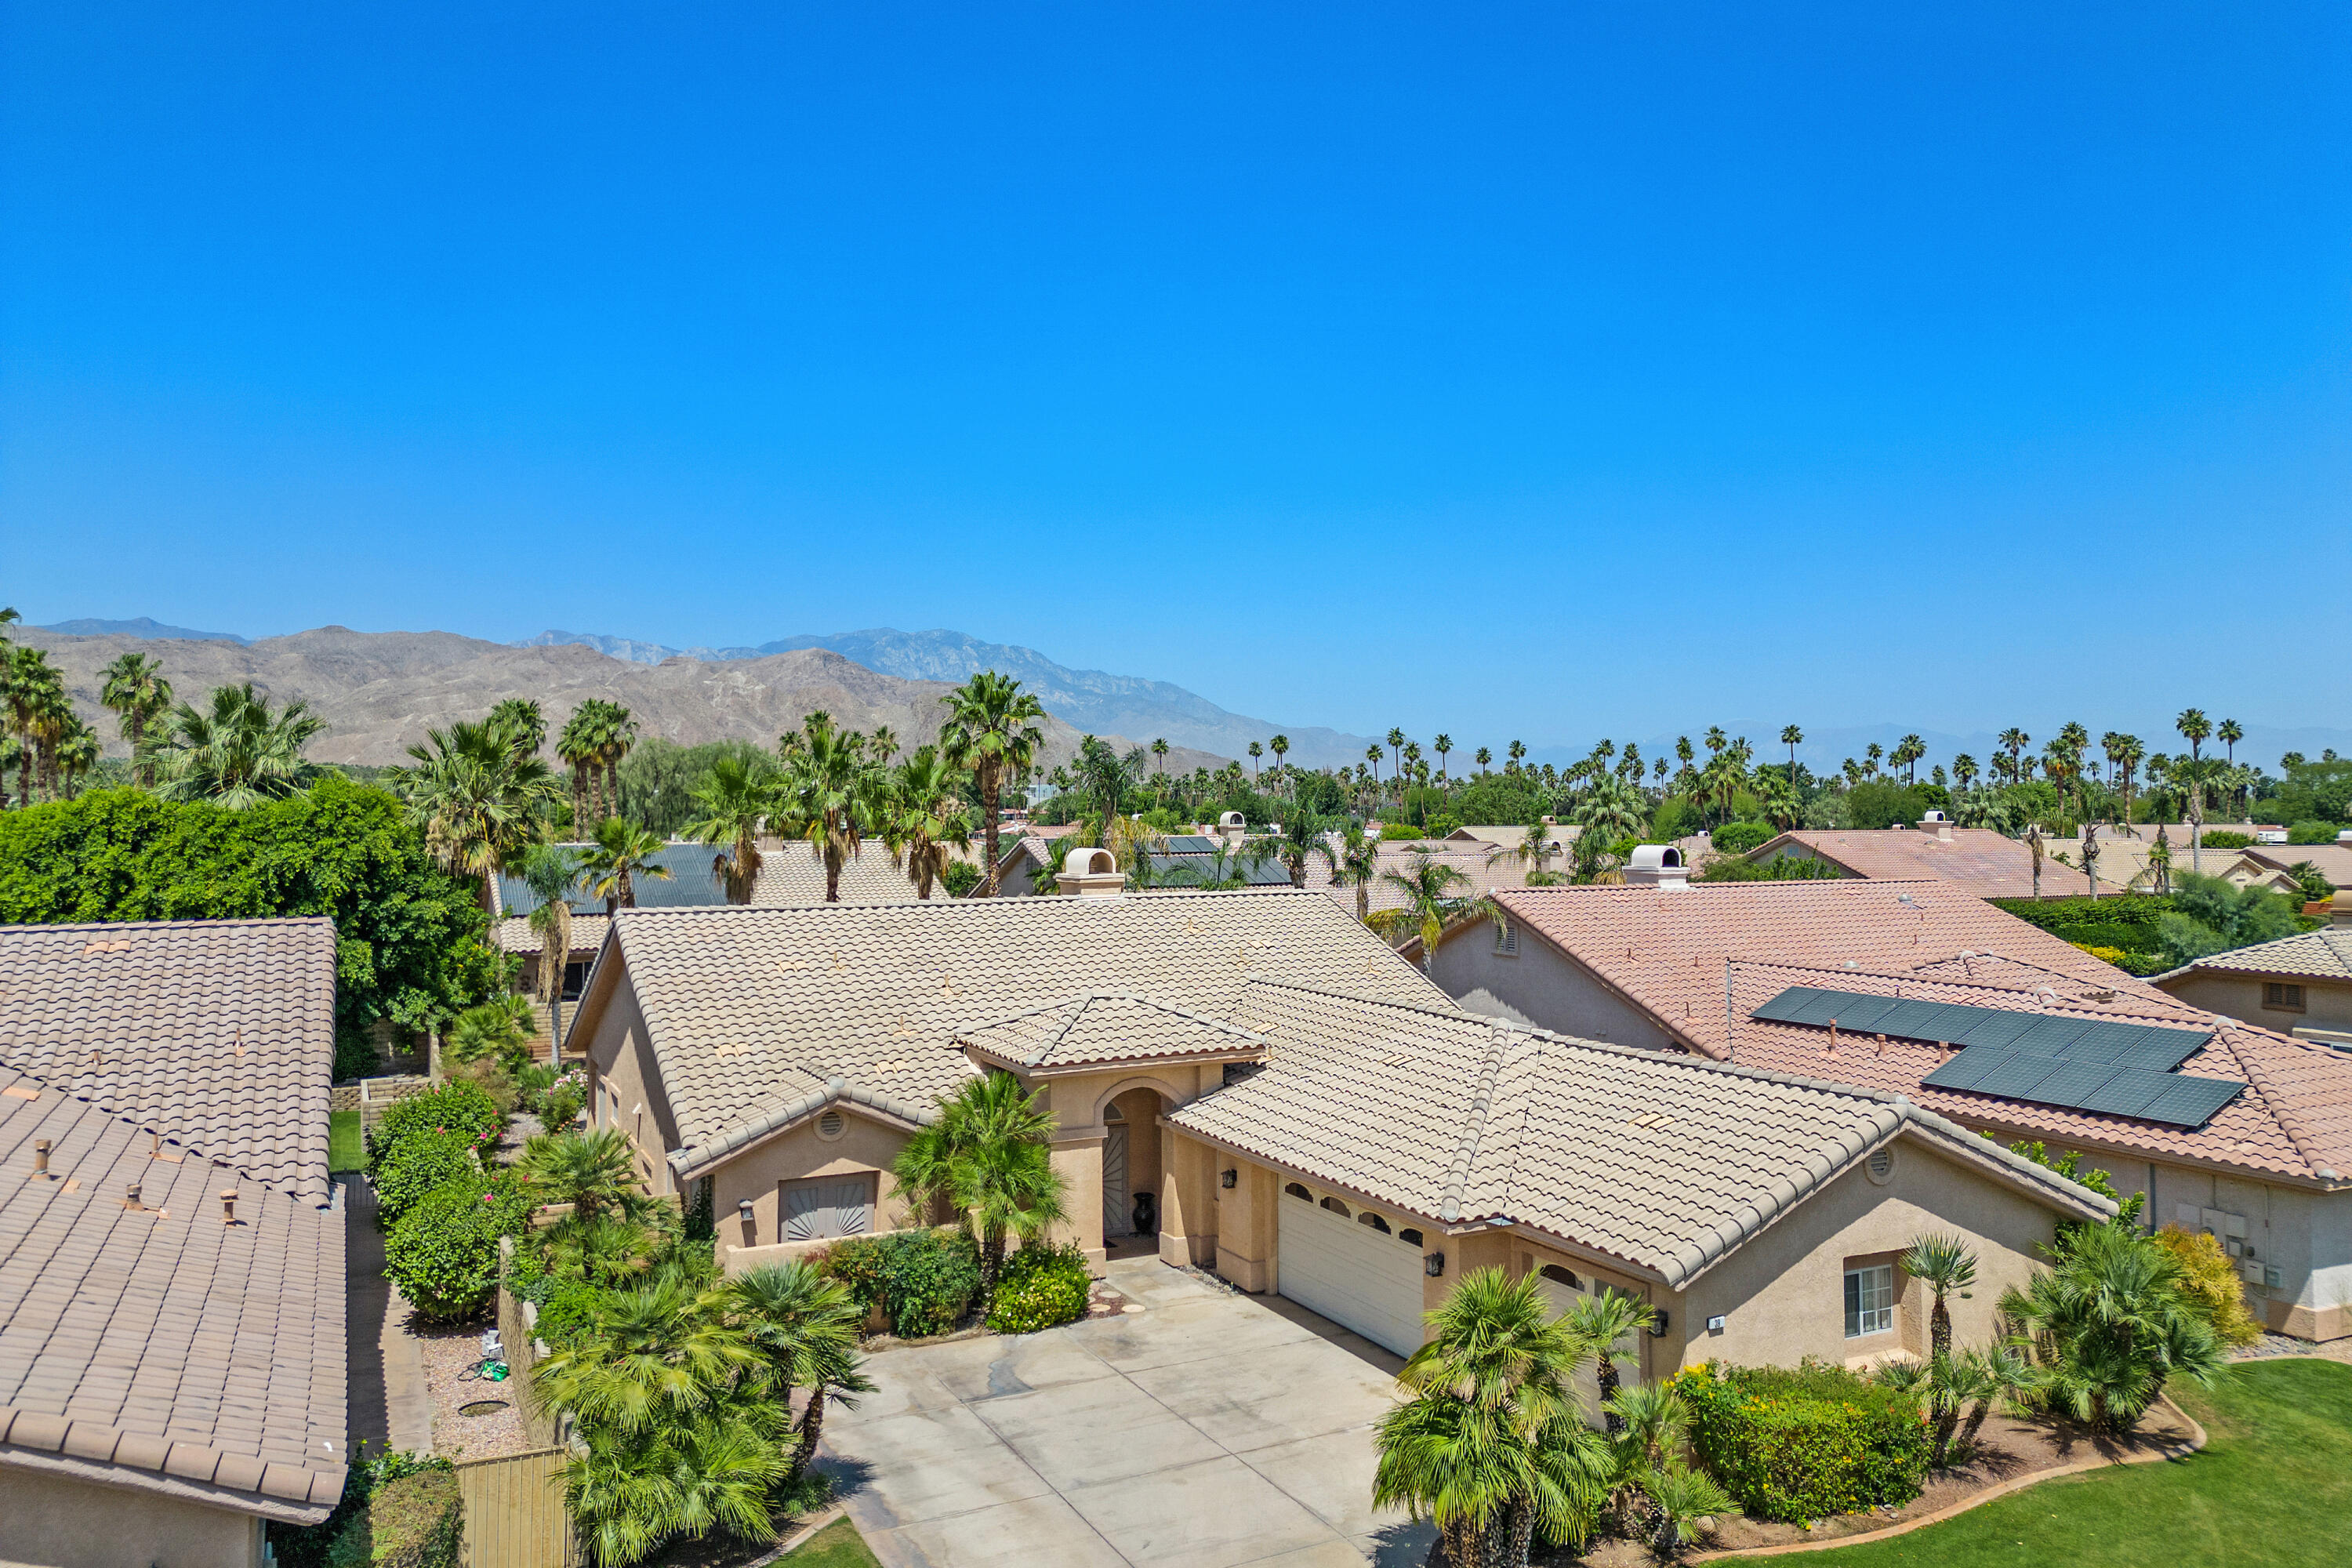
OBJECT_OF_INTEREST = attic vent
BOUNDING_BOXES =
[1494,920,1518,956]
[816,1111,845,1139]
[1380,1051,1414,1068]
[1627,1112,1675,1131]
[1867,1148,1895,1182]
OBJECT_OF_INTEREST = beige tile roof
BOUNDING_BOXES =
[1170,982,2112,1287]
[1484,880,2141,1062]
[0,920,338,1205]
[492,912,611,957]
[748,840,928,904]
[0,1060,347,1523]
[585,890,1451,1178]
[1308,843,1549,918]
[2038,837,2296,895]
[2172,927,2352,983]
[1722,961,2352,1186]
[2247,843,2352,888]
[959,992,1268,1071]
[1754,827,2049,900]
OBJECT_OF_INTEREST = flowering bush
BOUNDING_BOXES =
[985,1242,1092,1334]
[1672,1360,1930,1522]
[365,1080,503,1175]
[820,1227,978,1338]
[384,1177,536,1320]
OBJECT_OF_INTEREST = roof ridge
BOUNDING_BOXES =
[0,1057,323,1205]
[1437,1019,1512,1222]
[0,916,336,935]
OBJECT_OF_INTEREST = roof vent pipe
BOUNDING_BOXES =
[221,1189,238,1225]
[33,1139,50,1177]
[124,1181,143,1212]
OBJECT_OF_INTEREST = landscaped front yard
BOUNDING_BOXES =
[1708,1358,2352,1568]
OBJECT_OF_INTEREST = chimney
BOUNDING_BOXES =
[1054,847,1126,898]
[2333,891,2352,928]
[1217,811,1247,851]
[1623,844,1689,891]
[1919,810,1953,842]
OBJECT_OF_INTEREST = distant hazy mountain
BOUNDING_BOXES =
[37,616,249,644]
[518,626,1377,768]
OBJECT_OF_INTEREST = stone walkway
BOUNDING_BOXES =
[820,1257,1435,1568]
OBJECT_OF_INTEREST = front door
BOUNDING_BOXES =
[1102,1123,1131,1237]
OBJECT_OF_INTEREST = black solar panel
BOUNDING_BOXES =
[1871,1000,1967,1041]
[1921,1049,2012,1092]
[1817,993,1901,1033]
[1160,835,1218,853]
[2114,1030,2209,1073]
[2068,1069,2172,1119]
[2133,1076,2246,1128]
[1751,987,1835,1025]
[1966,1052,2071,1099]
[2016,1058,2132,1107]
[1944,1010,2044,1051]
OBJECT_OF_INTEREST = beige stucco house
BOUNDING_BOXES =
[2155,909,2352,1051]
[0,920,348,1568]
[564,859,2111,1377]
[1425,880,2352,1341]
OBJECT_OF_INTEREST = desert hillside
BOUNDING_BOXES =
[11,626,1232,771]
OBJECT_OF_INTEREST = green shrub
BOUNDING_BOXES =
[1379,822,1425,840]
[372,1130,480,1230]
[385,1178,535,1320]
[334,1026,383,1084]
[820,1227,979,1338]
[1672,1360,1930,1522]
[365,1466,462,1568]
[2199,829,2253,850]
[940,859,984,898]
[2288,820,2342,845]
[986,1242,1093,1334]
[1425,814,1462,838]
[270,1450,448,1568]
[365,1080,502,1175]
[531,1279,608,1347]
[1710,821,1777,855]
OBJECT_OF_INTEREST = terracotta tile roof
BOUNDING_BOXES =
[2167,927,2352,983]
[1722,961,2352,1186]
[585,890,1450,1179]
[1752,827,2049,900]
[1486,881,2138,1062]
[959,992,1268,1070]
[1170,982,2112,1288]
[0,920,338,1205]
[0,1061,347,1523]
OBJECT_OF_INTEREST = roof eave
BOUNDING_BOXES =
[668,1076,943,1181]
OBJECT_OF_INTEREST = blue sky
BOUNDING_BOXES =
[5,3,2347,750]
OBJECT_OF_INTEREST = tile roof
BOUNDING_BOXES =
[959,992,1268,1070]
[2169,927,2352,983]
[1169,982,2112,1288]
[1722,961,2352,1185]
[581,889,1451,1179]
[1308,843,1551,918]
[0,920,337,1205]
[0,1061,347,1523]
[1484,880,2140,1062]
[492,912,611,957]
[1752,827,2049,899]
[2037,837,2296,896]
[2246,843,2352,888]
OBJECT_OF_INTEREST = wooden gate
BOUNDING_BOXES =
[455,1446,576,1568]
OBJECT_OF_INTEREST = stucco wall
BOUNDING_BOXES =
[1033,1063,1221,1267]
[708,1105,923,1252]
[2158,971,2352,1037]
[585,975,680,1196]
[0,1467,264,1568]
[1428,922,1683,1051]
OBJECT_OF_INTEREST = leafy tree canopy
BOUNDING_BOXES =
[0,776,502,1039]
[2270,759,2352,829]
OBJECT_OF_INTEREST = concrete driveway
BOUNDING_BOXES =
[819,1258,1436,1568]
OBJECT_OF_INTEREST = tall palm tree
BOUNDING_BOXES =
[557,703,608,828]
[144,682,325,808]
[518,843,585,1026]
[940,672,1047,895]
[99,652,172,786]
[599,703,641,826]
[1269,733,1291,793]
[580,818,673,914]
[891,1073,1067,1312]
[1257,811,1330,887]
[1387,727,1406,780]
[54,719,100,799]
[2216,717,2244,816]
[683,755,776,904]
[1780,724,1802,777]
[1475,746,1492,772]
[883,746,973,898]
[775,713,889,903]
[1152,737,1168,776]
[1320,820,1382,920]
[396,716,561,906]
[487,697,547,757]
[1998,728,2030,786]
[1565,1290,1655,1434]
[1900,1232,1977,1360]
[1432,734,1450,784]
[1508,739,1526,775]
[1371,849,1497,967]
[1247,739,1263,782]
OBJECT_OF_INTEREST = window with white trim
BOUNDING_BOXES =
[1844,1264,1895,1338]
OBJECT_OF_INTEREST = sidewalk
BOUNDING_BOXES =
[341,1175,435,1457]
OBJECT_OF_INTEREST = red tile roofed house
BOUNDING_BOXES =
[1746,818,2056,901]
[0,920,347,1568]
[1425,881,2352,1341]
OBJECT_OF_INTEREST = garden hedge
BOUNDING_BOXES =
[365,1080,503,1176]
[1671,1360,1929,1522]
[363,1466,462,1568]
[822,1227,979,1338]
[385,1178,536,1320]
[371,1130,481,1231]
[986,1242,1092,1334]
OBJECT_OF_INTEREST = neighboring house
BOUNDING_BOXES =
[2038,835,2300,897]
[2245,840,2352,894]
[1425,880,2352,1340]
[1745,818,2053,900]
[2155,920,2352,1050]
[0,920,347,1568]
[564,878,2109,1376]
[1443,822,1579,855]
[1307,840,1551,925]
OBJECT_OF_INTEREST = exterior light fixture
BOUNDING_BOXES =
[1648,1311,1670,1336]
[1221,1169,1237,1189]
[737,1200,754,1220]
[1705,1314,1726,1334]
[1424,1251,1446,1278]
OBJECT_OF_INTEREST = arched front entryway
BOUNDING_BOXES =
[1100,1084,1173,1252]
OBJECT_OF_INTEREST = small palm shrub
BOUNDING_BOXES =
[372,1129,480,1231]
[386,1178,536,1320]
[365,1080,503,1175]
[2005,1219,2230,1432]
[986,1242,1092,1334]
[1672,1360,1930,1521]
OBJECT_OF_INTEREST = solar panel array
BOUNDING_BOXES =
[1749,985,2245,1130]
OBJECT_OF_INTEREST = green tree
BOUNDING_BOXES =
[1370,848,1497,967]
[136,682,325,808]
[729,1259,873,1483]
[1566,1290,1654,1436]
[2001,1219,2227,1436]
[395,715,561,908]
[881,746,973,899]
[681,754,776,904]
[580,818,674,914]
[940,673,1046,895]
[519,1127,647,1225]
[99,652,172,786]
[774,713,888,903]
[891,1073,1068,1313]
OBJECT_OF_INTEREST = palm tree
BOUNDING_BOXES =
[1574,775,1648,846]
[519,1127,643,1224]
[683,755,776,904]
[1259,811,1332,888]
[1900,1232,1977,1367]
[1321,820,1382,920]
[891,1073,1067,1312]
[1492,818,1558,883]
[488,697,547,757]
[1566,1290,1655,1435]
[1432,734,1450,784]
[1508,739,1526,775]
[1475,746,1492,772]
[558,703,607,828]
[1997,728,2029,786]
[941,673,1046,896]
[774,714,889,904]
[518,842,585,1022]
[1954,1341,2042,1459]
[1247,739,1263,782]
[1363,743,1383,797]
[866,724,899,766]
[2216,717,2244,818]
[599,703,641,826]
[1780,724,1802,777]
[99,652,172,786]
[144,682,325,808]
[1269,734,1291,793]
[582,818,674,914]
[397,716,561,906]
[1152,737,1168,776]
[1073,736,1140,835]
[1388,727,1406,779]
[2002,1220,2226,1436]
[54,720,100,799]
[1370,848,1497,967]
[729,1260,873,1483]
[883,746,974,898]
[4,648,63,806]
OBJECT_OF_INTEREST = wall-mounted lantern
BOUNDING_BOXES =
[1705,1314,1726,1334]
[1424,1251,1446,1278]
[1220,1169,1237,1189]
[1648,1310,1671,1336]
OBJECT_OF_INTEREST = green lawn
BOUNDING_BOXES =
[1709,1358,2352,1567]
[328,1109,362,1173]
[782,1516,880,1566]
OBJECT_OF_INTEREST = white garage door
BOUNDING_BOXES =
[1279,1183,1428,1356]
